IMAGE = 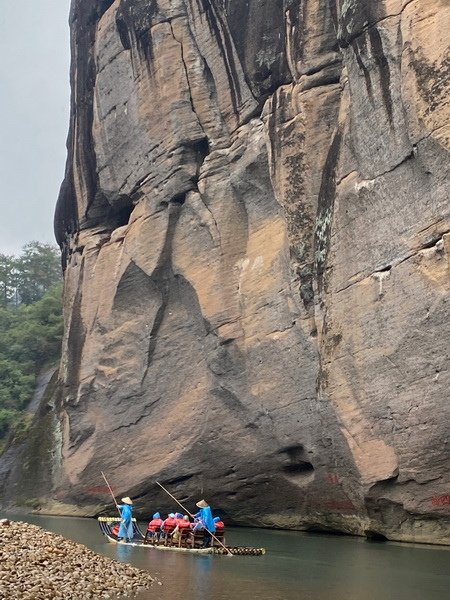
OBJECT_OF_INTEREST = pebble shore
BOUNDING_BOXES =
[0,520,155,599]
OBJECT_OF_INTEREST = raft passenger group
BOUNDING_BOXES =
[145,499,225,547]
[115,497,225,547]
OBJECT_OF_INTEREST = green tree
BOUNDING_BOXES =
[0,359,35,410]
[7,284,64,369]
[15,242,61,305]
[0,409,19,438]
[0,242,63,445]
[0,254,16,307]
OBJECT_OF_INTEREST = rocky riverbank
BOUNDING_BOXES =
[0,519,155,599]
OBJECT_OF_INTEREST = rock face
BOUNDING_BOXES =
[8,0,450,543]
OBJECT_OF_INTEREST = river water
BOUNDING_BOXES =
[9,513,450,600]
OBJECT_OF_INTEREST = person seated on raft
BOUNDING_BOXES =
[174,513,184,530]
[213,516,226,545]
[160,512,178,539]
[169,513,183,541]
[172,515,192,543]
[145,512,163,542]
[191,517,205,547]
[117,497,134,543]
[194,499,216,548]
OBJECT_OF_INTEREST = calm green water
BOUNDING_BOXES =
[8,513,450,600]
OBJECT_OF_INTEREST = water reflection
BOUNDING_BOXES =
[194,556,213,598]
[116,543,135,563]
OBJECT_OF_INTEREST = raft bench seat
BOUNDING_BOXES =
[212,530,225,546]
[192,529,205,548]
[178,528,194,548]
[161,525,176,546]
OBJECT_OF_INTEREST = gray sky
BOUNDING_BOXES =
[0,1,71,255]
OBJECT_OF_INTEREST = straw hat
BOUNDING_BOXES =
[196,499,208,508]
[121,497,133,505]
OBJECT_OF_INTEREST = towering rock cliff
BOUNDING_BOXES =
[8,0,450,544]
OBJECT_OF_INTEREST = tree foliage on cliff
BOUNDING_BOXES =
[0,243,63,439]
[0,242,61,307]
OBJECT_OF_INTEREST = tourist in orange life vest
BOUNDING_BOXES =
[144,512,163,542]
[160,513,177,539]
[213,516,225,529]
[172,515,192,542]
[179,515,192,530]
[170,513,183,542]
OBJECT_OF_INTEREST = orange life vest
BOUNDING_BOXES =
[162,517,177,532]
[147,518,163,532]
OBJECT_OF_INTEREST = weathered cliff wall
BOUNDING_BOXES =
[8,0,450,543]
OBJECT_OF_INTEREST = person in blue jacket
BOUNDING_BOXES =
[194,499,216,547]
[118,497,134,542]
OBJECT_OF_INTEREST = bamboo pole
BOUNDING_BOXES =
[155,481,233,556]
[101,471,122,519]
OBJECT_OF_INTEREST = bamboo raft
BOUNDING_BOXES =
[98,517,266,556]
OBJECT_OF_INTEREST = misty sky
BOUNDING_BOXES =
[0,1,71,255]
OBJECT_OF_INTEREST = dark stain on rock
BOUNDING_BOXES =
[116,0,158,72]
[55,173,78,269]
[116,15,131,49]
[368,27,394,126]
[315,126,343,292]
[223,0,291,99]
[411,52,450,116]
[338,2,385,49]
[194,0,242,115]
[352,36,374,105]
[266,86,319,313]
[65,261,86,401]
[328,0,339,29]
[116,0,158,39]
